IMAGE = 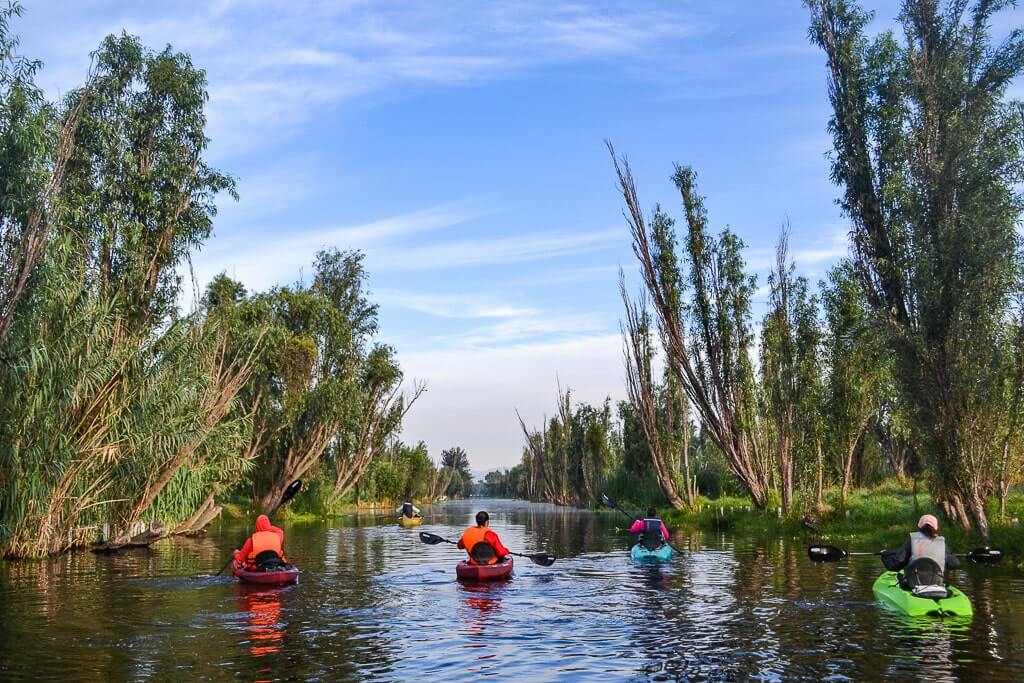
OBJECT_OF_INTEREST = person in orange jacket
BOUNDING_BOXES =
[457,511,510,565]
[234,514,288,569]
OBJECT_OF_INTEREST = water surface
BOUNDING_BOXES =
[1,498,1021,681]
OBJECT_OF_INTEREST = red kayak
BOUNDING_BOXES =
[456,557,513,581]
[231,561,299,586]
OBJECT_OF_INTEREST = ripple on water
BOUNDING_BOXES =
[1,499,1023,681]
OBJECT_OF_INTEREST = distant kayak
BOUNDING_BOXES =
[399,515,423,527]
[456,558,513,581]
[231,561,300,586]
[872,571,972,617]
[631,544,673,562]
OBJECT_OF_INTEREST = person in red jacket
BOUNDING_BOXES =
[234,514,287,569]
[457,511,510,565]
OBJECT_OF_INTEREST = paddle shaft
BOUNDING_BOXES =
[422,533,552,565]
[609,501,683,555]
[215,492,294,576]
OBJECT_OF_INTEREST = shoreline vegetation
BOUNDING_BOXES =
[4,0,1024,567]
[483,0,1024,572]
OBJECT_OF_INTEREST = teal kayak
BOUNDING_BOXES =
[871,571,972,617]
[631,543,673,562]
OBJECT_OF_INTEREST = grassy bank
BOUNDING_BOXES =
[652,482,1024,570]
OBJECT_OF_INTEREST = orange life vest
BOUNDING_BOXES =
[460,525,498,565]
[246,530,286,564]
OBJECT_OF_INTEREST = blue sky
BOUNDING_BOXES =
[15,1,1023,472]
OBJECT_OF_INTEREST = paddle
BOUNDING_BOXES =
[807,543,1004,564]
[215,479,302,576]
[600,493,683,555]
[418,531,557,567]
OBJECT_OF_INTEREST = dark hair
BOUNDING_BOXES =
[920,524,937,539]
[646,508,657,518]
[476,511,489,526]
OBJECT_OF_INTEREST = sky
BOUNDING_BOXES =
[13,1,1024,473]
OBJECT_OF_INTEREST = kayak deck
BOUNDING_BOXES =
[398,515,423,527]
[872,571,972,617]
[631,543,673,562]
[456,557,513,581]
[231,561,300,586]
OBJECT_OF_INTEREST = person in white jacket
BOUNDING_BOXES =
[397,501,421,518]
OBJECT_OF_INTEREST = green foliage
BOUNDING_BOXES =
[440,446,473,498]
[807,0,1024,535]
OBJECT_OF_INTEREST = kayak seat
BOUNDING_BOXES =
[253,550,287,571]
[911,584,949,600]
[640,536,664,551]
[898,558,945,592]
[470,541,498,565]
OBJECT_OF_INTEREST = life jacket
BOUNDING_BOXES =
[908,531,946,570]
[246,530,286,567]
[460,526,498,565]
[402,502,414,518]
[639,519,665,551]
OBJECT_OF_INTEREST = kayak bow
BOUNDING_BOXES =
[871,571,972,617]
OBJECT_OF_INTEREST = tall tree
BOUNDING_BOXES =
[807,0,1024,535]
[440,446,473,499]
[760,229,822,513]
[821,260,886,501]
[620,283,693,510]
[612,146,770,508]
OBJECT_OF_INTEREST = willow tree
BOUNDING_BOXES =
[760,230,821,513]
[0,31,242,556]
[807,0,1024,535]
[612,147,770,508]
[234,249,414,513]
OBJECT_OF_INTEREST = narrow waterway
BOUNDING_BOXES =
[1,498,1021,681]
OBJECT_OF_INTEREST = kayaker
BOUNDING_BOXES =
[882,514,959,589]
[396,501,421,519]
[234,514,288,570]
[457,511,510,565]
[629,508,670,550]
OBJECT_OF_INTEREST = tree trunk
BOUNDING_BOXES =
[816,438,824,506]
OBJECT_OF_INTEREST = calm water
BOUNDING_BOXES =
[1,498,1022,681]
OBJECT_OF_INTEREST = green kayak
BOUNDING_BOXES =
[871,571,972,617]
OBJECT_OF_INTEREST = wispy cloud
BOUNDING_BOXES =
[191,202,483,291]
[374,290,536,319]
[370,228,623,272]
[21,1,699,158]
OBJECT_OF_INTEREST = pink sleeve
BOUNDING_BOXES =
[629,520,643,533]
[660,523,670,540]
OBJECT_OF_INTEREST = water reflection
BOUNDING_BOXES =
[1,498,1022,681]
[237,587,286,659]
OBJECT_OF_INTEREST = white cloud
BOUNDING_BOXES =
[397,333,624,470]
[191,202,482,291]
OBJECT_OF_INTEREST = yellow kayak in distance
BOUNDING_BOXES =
[399,515,423,527]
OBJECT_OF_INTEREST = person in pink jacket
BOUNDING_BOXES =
[629,508,670,549]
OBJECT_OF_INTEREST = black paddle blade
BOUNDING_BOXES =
[419,532,445,545]
[807,544,846,562]
[527,553,557,567]
[601,493,617,509]
[967,547,1003,564]
[280,479,302,505]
